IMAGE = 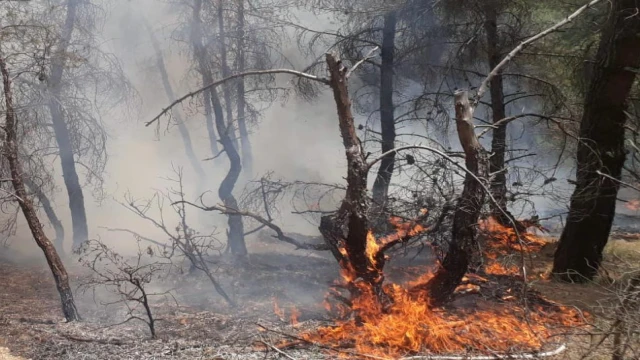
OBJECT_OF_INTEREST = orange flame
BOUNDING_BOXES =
[625,199,640,211]
[288,216,585,357]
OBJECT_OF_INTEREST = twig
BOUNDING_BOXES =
[346,46,379,78]
[259,339,298,360]
[597,170,640,193]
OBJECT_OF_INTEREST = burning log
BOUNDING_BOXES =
[414,90,489,306]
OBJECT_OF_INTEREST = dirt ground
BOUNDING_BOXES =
[0,233,638,360]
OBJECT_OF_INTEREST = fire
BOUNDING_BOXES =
[625,199,640,211]
[479,217,548,276]
[275,215,584,358]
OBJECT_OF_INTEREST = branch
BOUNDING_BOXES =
[345,47,379,79]
[175,201,330,251]
[597,170,640,193]
[99,227,167,247]
[473,0,603,106]
[147,69,329,126]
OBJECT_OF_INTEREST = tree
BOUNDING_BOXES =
[0,52,80,322]
[552,0,640,282]
[46,0,89,249]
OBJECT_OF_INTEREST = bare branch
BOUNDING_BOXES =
[147,69,329,127]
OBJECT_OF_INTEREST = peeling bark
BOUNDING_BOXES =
[420,90,488,306]
[0,55,80,322]
[553,0,640,282]
[48,0,88,249]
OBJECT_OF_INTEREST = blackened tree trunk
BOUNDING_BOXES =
[552,0,640,282]
[236,0,254,177]
[25,179,65,253]
[484,2,509,221]
[0,55,80,322]
[422,90,488,305]
[325,53,381,295]
[48,0,88,249]
[191,0,220,160]
[371,11,397,212]
[145,20,206,188]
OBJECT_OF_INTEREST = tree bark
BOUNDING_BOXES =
[0,55,80,322]
[371,11,397,214]
[47,0,88,249]
[236,0,254,177]
[145,20,206,187]
[325,53,381,295]
[420,90,488,306]
[191,0,220,160]
[552,0,640,282]
[25,179,65,253]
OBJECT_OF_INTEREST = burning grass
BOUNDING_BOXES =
[282,217,587,359]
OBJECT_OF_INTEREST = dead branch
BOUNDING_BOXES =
[147,69,328,126]
[473,0,603,105]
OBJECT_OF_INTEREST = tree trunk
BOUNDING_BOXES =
[191,0,220,160]
[371,11,397,220]
[24,179,65,253]
[325,53,381,295]
[420,90,488,306]
[552,0,640,282]
[48,0,88,249]
[236,0,254,177]
[484,3,509,222]
[192,0,246,257]
[0,55,80,322]
[216,0,240,152]
[145,20,206,188]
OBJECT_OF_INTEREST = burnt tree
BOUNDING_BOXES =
[0,54,80,322]
[553,0,640,282]
[47,0,89,249]
[483,1,510,224]
[371,11,397,212]
[420,90,488,306]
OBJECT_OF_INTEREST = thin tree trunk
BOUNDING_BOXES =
[48,0,88,249]
[145,20,206,187]
[236,0,253,177]
[371,11,397,217]
[552,0,640,282]
[191,0,220,160]
[484,3,509,221]
[216,0,240,152]
[0,55,80,322]
[420,90,488,306]
[24,179,65,253]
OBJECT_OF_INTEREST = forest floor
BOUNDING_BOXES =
[0,230,638,360]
